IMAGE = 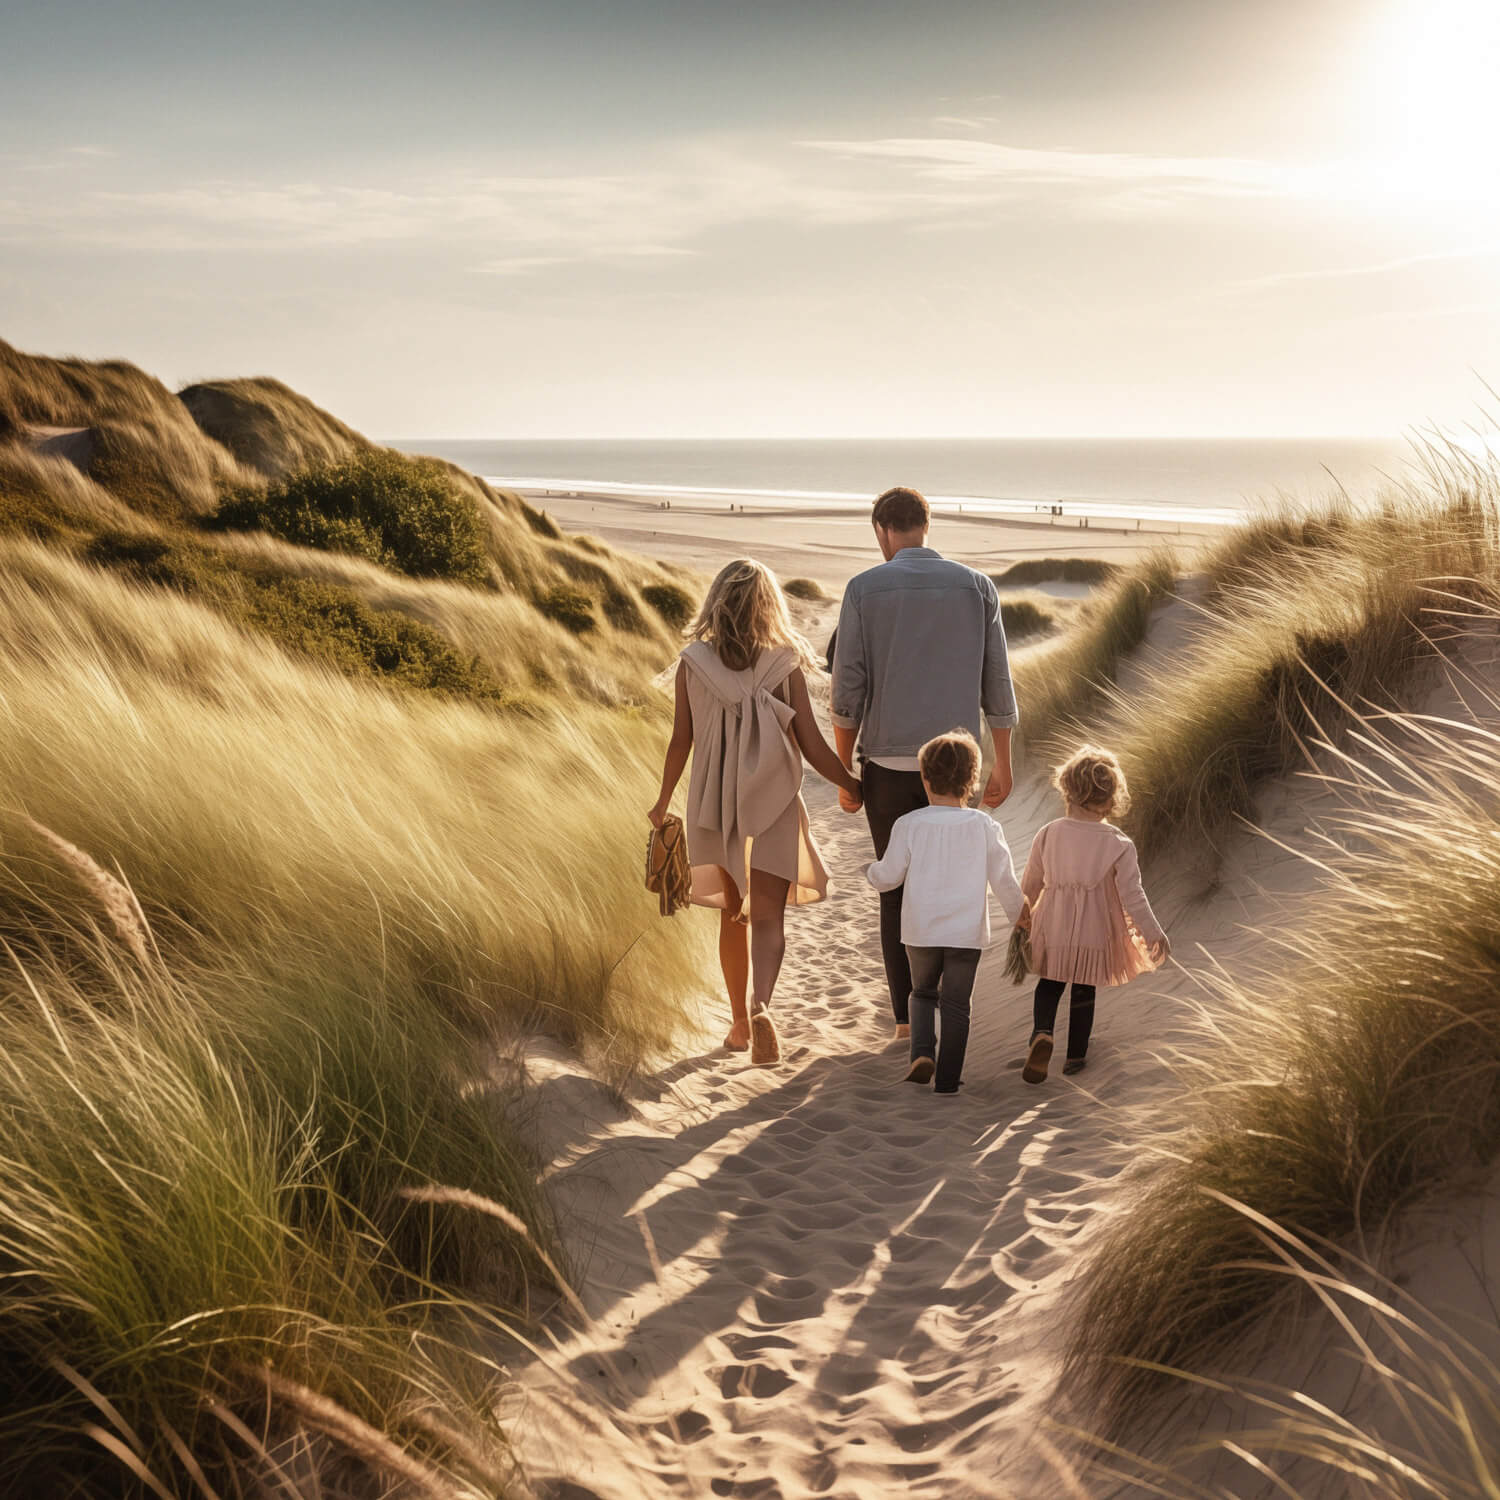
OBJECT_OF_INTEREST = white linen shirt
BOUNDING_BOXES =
[865,805,1026,950]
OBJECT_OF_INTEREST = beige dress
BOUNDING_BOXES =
[1019,816,1167,987]
[680,642,829,915]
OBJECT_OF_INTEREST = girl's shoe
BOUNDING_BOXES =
[1022,1032,1054,1085]
[905,1056,935,1085]
[1062,1056,1086,1076]
[750,1012,781,1066]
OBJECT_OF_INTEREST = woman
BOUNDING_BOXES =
[649,559,862,1064]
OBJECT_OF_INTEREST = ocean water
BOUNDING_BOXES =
[388,437,1412,526]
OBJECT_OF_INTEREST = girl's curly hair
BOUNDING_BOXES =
[1053,744,1130,818]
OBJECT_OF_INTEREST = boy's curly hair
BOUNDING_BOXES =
[918,729,982,801]
[1054,744,1130,817]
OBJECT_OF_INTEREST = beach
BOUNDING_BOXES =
[516,485,1217,589]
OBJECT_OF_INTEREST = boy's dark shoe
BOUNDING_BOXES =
[934,1083,960,1095]
[1022,1031,1054,1085]
[905,1056,936,1085]
[1063,1056,1087,1076]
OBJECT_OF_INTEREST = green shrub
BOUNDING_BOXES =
[0,488,67,542]
[992,556,1119,588]
[537,584,596,634]
[86,532,507,703]
[601,584,649,634]
[783,576,827,601]
[211,449,490,586]
[642,582,695,630]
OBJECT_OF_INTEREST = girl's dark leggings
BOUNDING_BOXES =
[1032,979,1096,1060]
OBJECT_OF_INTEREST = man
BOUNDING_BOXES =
[831,485,1018,1037]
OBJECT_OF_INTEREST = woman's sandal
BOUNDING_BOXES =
[1022,1031,1054,1085]
[750,1011,781,1066]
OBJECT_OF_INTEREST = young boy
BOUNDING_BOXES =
[865,729,1026,1093]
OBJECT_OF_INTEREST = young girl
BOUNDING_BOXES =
[866,730,1024,1094]
[649,559,862,1066]
[1016,745,1169,1084]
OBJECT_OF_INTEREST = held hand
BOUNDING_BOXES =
[839,784,863,814]
[981,765,1013,808]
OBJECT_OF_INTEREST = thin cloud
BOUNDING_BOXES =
[801,136,1324,200]
[1231,242,1500,291]
[475,244,697,276]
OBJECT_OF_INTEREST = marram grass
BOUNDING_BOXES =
[1063,694,1500,1441]
[0,539,711,1070]
[0,880,545,1498]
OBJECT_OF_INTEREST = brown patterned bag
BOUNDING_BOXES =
[645,814,693,917]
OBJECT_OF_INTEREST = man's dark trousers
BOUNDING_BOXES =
[862,761,929,1024]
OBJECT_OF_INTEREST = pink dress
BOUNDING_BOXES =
[1019,816,1166,987]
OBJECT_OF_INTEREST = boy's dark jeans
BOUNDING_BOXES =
[908,945,982,1091]
[1033,978,1097,1060]
[862,761,929,1024]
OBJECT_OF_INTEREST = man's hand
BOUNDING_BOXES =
[839,786,863,814]
[981,763,1013,808]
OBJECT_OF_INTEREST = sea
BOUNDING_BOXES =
[387,437,1415,528]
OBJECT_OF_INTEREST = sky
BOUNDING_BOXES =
[1,0,1497,438]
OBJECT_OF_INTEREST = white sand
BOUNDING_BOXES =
[529,489,1218,590]
[504,566,1499,1499]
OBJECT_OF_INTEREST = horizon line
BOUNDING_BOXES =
[383,431,1407,444]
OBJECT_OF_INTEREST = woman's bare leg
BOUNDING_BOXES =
[748,868,791,1015]
[716,867,750,1048]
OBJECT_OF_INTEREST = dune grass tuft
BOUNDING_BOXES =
[1112,492,1498,861]
[783,576,828,601]
[993,556,1120,588]
[85,529,512,704]
[0,921,547,1497]
[999,590,1074,641]
[0,539,708,1064]
[1011,549,1177,756]
[1062,662,1500,1438]
[178,375,368,478]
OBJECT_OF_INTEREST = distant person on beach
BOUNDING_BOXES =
[1014,746,1169,1083]
[831,485,1019,1038]
[650,559,863,1065]
[866,730,1024,1093]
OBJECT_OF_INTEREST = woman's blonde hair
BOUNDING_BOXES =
[686,558,817,673]
[1054,744,1131,817]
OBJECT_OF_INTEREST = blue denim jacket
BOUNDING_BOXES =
[830,547,1018,760]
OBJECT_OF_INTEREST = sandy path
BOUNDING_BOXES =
[504,595,1351,1500]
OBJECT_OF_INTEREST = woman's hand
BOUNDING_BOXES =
[839,782,863,814]
[647,798,670,828]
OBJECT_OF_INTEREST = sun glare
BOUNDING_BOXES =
[1368,0,1500,206]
